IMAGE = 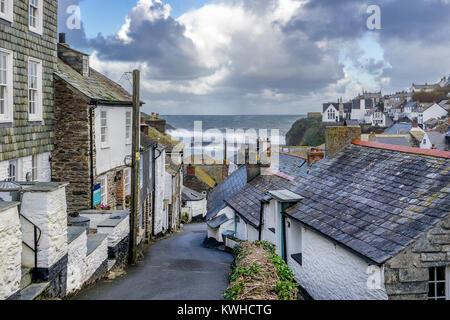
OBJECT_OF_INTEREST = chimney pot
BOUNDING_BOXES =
[368,132,377,142]
[151,112,155,119]
[156,113,159,119]
[59,33,66,44]
[307,148,325,166]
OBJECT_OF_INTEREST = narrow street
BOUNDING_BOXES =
[73,223,233,300]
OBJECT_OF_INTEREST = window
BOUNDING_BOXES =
[124,168,131,196]
[327,108,336,120]
[428,267,449,300]
[8,160,17,181]
[28,58,42,121]
[32,154,38,181]
[0,0,13,22]
[100,110,109,148]
[29,0,43,35]
[100,176,107,206]
[0,48,13,122]
[125,111,132,144]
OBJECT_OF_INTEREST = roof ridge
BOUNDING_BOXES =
[352,139,450,159]
[279,151,308,160]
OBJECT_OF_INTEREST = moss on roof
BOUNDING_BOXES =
[55,58,132,103]
[195,167,216,188]
[147,126,183,151]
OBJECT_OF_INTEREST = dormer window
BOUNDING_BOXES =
[29,0,43,35]
[0,0,13,22]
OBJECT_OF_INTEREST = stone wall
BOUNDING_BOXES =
[384,214,450,300]
[0,204,22,300]
[94,167,128,210]
[83,236,108,285]
[52,78,92,214]
[325,126,361,158]
[0,0,57,162]
[66,231,87,295]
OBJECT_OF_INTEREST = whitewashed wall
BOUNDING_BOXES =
[286,219,388,300]
[94,105,133,176]
[79,211,112,230]
[154,149,166,236]
[20,186,68,268]
[66,231,87,295]
[0,152,51,182]
[207,206,234,242]
[83,236,108,283]
[190,199,207,219]
[261,200,282,256]
[0,205,22,300]
[423,103,447,122]
[97,216,130,247]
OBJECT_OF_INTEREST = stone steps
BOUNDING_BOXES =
[107,259,117,272]
[20,267,32,290]
[17,282,50,300]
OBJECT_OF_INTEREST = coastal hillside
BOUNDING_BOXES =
[285,117,326,147]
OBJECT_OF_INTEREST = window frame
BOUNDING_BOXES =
[0,47,13,123]
[428,266,449,300]
[8,159,17,181]
[27,57,43,122]
[124,167,131,197]
[100,176,108,206]
[0,0,13,22]
[100,110,109,148]
[125,110,132,145]
[29,0,43,35]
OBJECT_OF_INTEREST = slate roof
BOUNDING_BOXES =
[323,103,338,113]
[427,132,448,151]
[56,59,132,103]
[207,214,231,229]
[225,174,290,227]
[283,143,450,264]
[344,120,359,127]
[384,123,412,134]
[141,133,158,149]
[147,126,182,152]
[182,187,205,201]
[206,166,247,221]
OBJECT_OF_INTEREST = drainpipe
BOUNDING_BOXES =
[152,147,162,237]
[89,102,97,209]
[258,200,264,241]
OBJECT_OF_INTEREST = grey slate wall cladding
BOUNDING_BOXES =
[0,0,57,161]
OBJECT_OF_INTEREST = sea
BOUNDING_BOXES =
[162,114,305,159]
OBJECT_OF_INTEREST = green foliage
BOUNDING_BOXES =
[224,241,297,300]
[286,117,326,147]
[413,86,450,103]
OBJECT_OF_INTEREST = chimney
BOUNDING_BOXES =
[140,122,149,136]
[325,126,361,158]
[368,132,377,142]
[59,33,66,44]
[307,148,325,166]
[412,119,418,128]
[156,113,159,119]
[57,34,90,77]
[187,165,196,177]
[245,143,270,183]
[151,112,155,119]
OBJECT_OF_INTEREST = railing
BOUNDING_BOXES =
[19,214,42,271]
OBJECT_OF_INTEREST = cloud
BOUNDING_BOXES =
[58,0,450,115]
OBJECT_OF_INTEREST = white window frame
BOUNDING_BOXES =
[28,57,43,122]
[0,0,13,22]
[328,108,335,120]
[29,0,43,35]
[124,168,131,197]
[0,47,13,123]
[8,159,17,181]
[100,110,109,148]
[32,154,38,181]
[100,176,107,206]
[125,110,132,145]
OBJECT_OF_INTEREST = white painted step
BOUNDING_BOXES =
[107,259,117,272]
[20,267,32,290]
[18,282,50,300]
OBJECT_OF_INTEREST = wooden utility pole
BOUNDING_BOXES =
[129,69,140,265]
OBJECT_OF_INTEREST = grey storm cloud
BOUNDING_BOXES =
[56,0,450,114]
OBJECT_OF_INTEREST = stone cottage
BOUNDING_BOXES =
[0,0,57,182]
[218,127,450,300]
[52,36,136,214]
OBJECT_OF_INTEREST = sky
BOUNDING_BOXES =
[58,0,450,115]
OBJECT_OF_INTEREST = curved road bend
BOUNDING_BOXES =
[73,223,233,300]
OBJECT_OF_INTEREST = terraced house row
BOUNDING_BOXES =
[0,1,185,300]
